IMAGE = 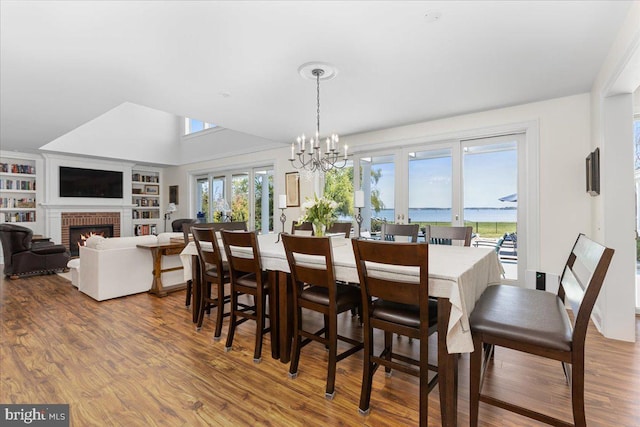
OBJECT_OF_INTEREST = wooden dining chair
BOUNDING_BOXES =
[183,221,247,309]
[220,230,275,363]
[281,234,363,399]
[191,225,231,340]
[469,234,614,427]
[381,223,419,242]
[351,239,438,426]
[428,225,473,246]
[291,221,314,235]
[326,221,352,238]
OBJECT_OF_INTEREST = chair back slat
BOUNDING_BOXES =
[291,221,314,235]
[220,230,261,275]
[352,239,429,310]
[211,221,248,232]
[327,222,352,238]
[281,234,335,290]
[559,234,614,339]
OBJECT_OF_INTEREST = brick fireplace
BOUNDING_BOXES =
[61,212,121,253]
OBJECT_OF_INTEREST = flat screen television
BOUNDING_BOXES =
[59,166,123,198]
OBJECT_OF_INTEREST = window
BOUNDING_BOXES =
[184,117,218,136]
[352,131,528,282]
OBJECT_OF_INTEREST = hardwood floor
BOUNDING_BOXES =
[1,273,639,426]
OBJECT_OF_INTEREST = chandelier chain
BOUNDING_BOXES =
[290,64,349,173]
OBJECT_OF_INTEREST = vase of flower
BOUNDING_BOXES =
[299,194,338,238]
[312,221,327,237]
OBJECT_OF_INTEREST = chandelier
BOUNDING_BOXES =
[289,64,349,173]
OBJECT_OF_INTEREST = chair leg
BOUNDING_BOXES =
[384,331,393,376]
[323,314,330,350]
[571,356,586,426]
[469,334,482,427]
[325,313,338,399]
[195,281,209,331]
[213,282,225,341]
[288,305,303,378]
[358,322,374,415]
[253,291,265,363]
[225,290,238,352]
[185,279,192,308]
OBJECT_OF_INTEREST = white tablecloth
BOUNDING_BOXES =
[180,233,503,353]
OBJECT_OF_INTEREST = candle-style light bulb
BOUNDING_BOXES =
[344,145,348,159]
[290,143,295,160]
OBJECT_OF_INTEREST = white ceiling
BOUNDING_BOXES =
[0,1,634,166]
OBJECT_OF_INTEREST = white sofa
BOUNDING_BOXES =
[77,232,185,301]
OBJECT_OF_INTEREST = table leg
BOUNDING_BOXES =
[148,247,164,296]
[277,271,293,364]
[437,297,458,427]
[268,270,280,360]
[192,254,200,324]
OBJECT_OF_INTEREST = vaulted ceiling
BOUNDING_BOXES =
[0,1,634,165]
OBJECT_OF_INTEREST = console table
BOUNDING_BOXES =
[137,241,186,297]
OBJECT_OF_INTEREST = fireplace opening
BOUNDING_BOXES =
[69,224,114,257]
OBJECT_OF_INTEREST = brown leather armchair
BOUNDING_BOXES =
[0,224,70,279]
[171,218,197,233]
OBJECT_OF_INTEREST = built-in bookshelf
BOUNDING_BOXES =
[0,159,37,223]
[131,169,160,235]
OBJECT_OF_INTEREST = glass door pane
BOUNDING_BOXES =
[211,176,225,222]
[254,168,273,233]
[463,138,518,279]
[360,154,395,236]
[231,173,249,223]
[195,177,209,222]
[324,160,355,221]
[408,148,453,239]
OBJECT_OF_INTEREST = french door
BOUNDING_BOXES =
[355,133,525,281]
[193,166,274,233]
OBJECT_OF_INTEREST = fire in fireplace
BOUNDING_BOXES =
[69,225,114,257]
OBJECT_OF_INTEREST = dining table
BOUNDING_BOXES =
[180,233,503,427]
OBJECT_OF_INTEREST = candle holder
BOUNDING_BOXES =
[276,207,286,243]
[355,207,363,238]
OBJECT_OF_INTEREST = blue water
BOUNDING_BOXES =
[351,208,517,223]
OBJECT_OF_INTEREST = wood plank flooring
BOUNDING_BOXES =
[1,273,639,426]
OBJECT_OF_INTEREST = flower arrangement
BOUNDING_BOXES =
[298,194,338,237]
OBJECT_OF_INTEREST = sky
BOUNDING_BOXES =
[371,146,517,209]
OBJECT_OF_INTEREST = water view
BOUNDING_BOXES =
[373,207,517,223]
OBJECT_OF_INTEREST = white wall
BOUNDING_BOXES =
[589,1,640,342]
